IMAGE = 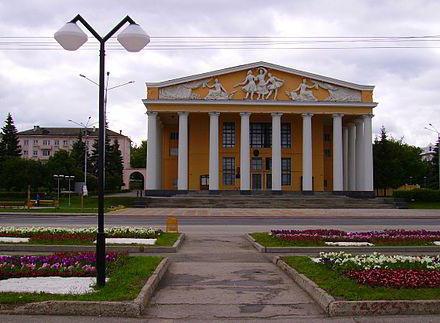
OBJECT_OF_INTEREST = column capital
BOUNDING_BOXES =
[178,111,189,116]
[301,112,314,118]
[239,112,251,117]
[332,113,344,118]
[354,118,364,125]
[271,112,283,117]
[146,111,158,117]
[362,113,374,119]
[209,112,220,116]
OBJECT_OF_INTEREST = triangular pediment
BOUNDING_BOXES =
[146,61,373,103]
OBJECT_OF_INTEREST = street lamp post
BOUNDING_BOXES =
[55,15,150,286]
[425,124,440,189]
[68,117,93,194]
[66,175,75,206]
[53,175,64,200]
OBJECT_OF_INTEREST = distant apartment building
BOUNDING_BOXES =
[420,143,436,162]
[17,126,141,189]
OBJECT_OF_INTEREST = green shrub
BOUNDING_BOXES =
[0,191,28,200]
[393,188,440,202]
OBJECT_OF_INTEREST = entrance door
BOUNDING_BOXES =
[251,173,262,190]
[200,175,209,190]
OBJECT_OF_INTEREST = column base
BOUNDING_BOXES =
[346,191,375,198]
[302,190,314,195]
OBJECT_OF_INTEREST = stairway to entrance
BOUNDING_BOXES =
[145,233,324,320]
[134,193,397,209]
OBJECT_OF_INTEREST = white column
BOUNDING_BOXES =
[363,114,374,191]
[355,118,365,191]
[302,113,313,192]
[347,123,356,191]
[209,112,220,191]
[177,112,189,190]
[240,112,251,191]
[332,113,344,192]
[343,126,349,191]
[271,112,282,191]
[146,111,158,190]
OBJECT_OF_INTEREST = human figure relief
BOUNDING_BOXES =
[265,73,284,100]
[255,67,269,100]
[234,70,257,100]
[286,78,319,101]
[204,78,229,100]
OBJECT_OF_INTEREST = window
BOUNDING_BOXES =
[222,157,235,185]
[42,150,51,157]
[324,133,331,142]
[43,139,50,145]
[23,150,28,156]
[281,123,291,148]
[251,157,263,171]
[265,158,272,171]
[63,140,69,146]
[250,123,271,148]
[54,140,59,146]
[33,140,38,145]
[33,150,38,156]
[222,122,235,148]
[170,132,178,140]
[324,148,331,157]
[23,139,29,146]
[281,158,291,186]
[169,147,178,156]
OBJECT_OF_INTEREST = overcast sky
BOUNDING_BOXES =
[1,0,440,147]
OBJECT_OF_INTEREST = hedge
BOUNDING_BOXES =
[0,192,28,200]
[393,188,440,202]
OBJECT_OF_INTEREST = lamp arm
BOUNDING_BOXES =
[70,15,103,42]
[103,16,136,42]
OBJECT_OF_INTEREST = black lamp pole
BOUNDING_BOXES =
[68,14,136,286]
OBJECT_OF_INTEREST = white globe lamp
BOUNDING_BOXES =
[54,22,88,51]
[117,24,150,52]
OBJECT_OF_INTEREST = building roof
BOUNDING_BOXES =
[18,126,128,138]
[145,61,374,91]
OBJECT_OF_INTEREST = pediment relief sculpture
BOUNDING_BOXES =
[234,67,284,100]
[286,79,362,102]
[158,78,210,100]
[203,78,236,100]
[286,79,318,101]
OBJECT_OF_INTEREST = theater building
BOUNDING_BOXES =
[143,62,376,195]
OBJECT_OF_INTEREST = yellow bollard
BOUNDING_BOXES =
[166,217,179,233]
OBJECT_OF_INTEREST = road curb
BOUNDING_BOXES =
[275,257,440,316]
[0,233,185,254]
[0,257,170,317]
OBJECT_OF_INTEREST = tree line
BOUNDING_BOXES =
[0,113,124,193]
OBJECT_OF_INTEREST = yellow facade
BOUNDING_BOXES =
[144,62,376,192]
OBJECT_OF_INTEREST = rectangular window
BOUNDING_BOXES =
[324,133,331,142]
[42,150,51,157]
[24,139,29,146]
[281,158,291,186]
[324,148,331,157]
[250,123,271,148]
[222,157,235,185]
[281,123,291,148]
[222,122,235,148]
[251,157,263,171]
[33,140,38,145]
[63,140,69,146]
[169,147,178,156]
[54,140,59,146]
[265,157,272,171]
[43,139,50,145]
[170,132,179,140]
[33,150,38,156]
[23,150,28,156]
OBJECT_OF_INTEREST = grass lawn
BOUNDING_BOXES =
[0,196,138,213]
[283,256,440,301]
[408,202,440,209]
[0,256,163,304]
[251,232,438,247]
[1,232,181,247]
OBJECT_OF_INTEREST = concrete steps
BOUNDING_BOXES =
[133,195,396,209]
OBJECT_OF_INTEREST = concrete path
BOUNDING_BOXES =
[145,233,324,320]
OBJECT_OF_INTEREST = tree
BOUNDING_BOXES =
[130,140,147,168]
[0,157,47,191]
[70,131,87,172]
[0,113,21,159]
[426,138,440,189]
[373,126,429,191]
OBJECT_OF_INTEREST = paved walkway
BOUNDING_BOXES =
[145,233,324,320]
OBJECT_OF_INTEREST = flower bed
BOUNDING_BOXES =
[270,229,440,246]
[0,226,163,244]
[317,252,440,288]
[0,252,121,280]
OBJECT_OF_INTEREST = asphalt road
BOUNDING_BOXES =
[1,214,440,234]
